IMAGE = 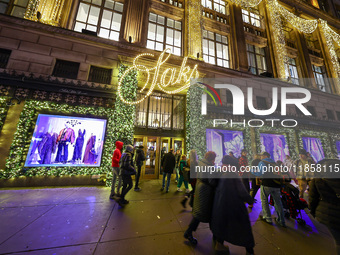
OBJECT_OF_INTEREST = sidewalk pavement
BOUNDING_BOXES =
[0,179,336,255]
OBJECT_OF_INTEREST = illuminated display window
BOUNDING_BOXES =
[146,13,182,56]
[74,0,124,41]
[242,8,261,28]
[246,44,266,75]
[202,30,229,68]
[285,57,299,85]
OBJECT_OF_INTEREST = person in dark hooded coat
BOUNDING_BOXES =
[210,155,255,255]
[309,159,340,255]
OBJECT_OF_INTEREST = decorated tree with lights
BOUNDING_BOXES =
[112,65,137,146]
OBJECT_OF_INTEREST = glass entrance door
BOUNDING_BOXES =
[133,136,184,179]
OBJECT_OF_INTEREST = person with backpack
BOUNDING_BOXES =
[309,159,340,255]
[118,144,136,206]
[110,141,124,200]
[258,151,286,227]
[134,145,146,191]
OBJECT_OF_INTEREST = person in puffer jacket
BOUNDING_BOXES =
[309,159,340,255]
[110,141,124,199]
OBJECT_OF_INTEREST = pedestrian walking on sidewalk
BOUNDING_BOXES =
[309,159,340,255]
[239,149,250,193]
[249,154,261,208]
[161,149,176,193]
[110,141,124,199]
[181,150,198,208]
[118,145,136,206]
[211,155,255,255]
[258,152,286,227]
[184,151,217,245]
[134,145,145,191]
[177,155,190,193]
[175,149,181,183]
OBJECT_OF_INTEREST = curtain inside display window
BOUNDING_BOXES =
[336,141,340,160]
[260,133,289,162]
[302,137,325,162]
[206,129,244,166]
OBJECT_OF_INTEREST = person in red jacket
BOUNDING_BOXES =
[110,141,124,199]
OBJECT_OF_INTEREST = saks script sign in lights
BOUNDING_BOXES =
[118,48,199,105]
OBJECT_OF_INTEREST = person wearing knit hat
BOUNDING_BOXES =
[118,144,136,206]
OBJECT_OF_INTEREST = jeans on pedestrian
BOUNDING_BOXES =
[121,174,133,201]
[177,175,188,189]
[250,178,260,199]
[111,167,122,195]
[162,173,172,191]
[134,165,142,189]
[260,185,285,225]
[175,167,179,182]
[186,217,200,235]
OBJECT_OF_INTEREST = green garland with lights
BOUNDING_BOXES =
[106,64,137,186]
[186,86,252,160]
[0,100,115,179]
[0,64,138,182]
[186,85,206,159]
[0,97,8,132]
[112,65,137,146]
[329,133,340,159]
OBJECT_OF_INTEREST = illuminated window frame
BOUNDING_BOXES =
[285,57,299,85]
[246,44,267,75]
[242,8,261,28]
[74,0,124,41]
[146,12,182,56]
[159,0,183,8]
[202,30,230,68]
[201,0,226,15]
[312,64,330,92]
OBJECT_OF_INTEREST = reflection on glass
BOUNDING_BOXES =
[145,138,157,175]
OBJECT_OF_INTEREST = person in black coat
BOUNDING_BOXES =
[118,145,136,206]
[309,159,340,255]
[134,145,146,191]
[161,149,176,193]
[184,151,217,245]
[249,154,261,208]
[211,155,255,255]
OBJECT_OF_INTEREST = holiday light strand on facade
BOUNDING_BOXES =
[229,0,263,8]
[187,0,203,59]
[24,0,65,26]
[319,20,340,93]
[266,0,288,80]
[118,49,199,105]
[270,0,318,34]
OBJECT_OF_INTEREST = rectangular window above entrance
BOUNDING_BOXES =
[135,92,185,130]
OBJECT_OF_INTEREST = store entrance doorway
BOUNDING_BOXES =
[133,136,184,179]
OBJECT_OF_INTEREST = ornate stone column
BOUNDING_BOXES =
[186,0,202,59]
